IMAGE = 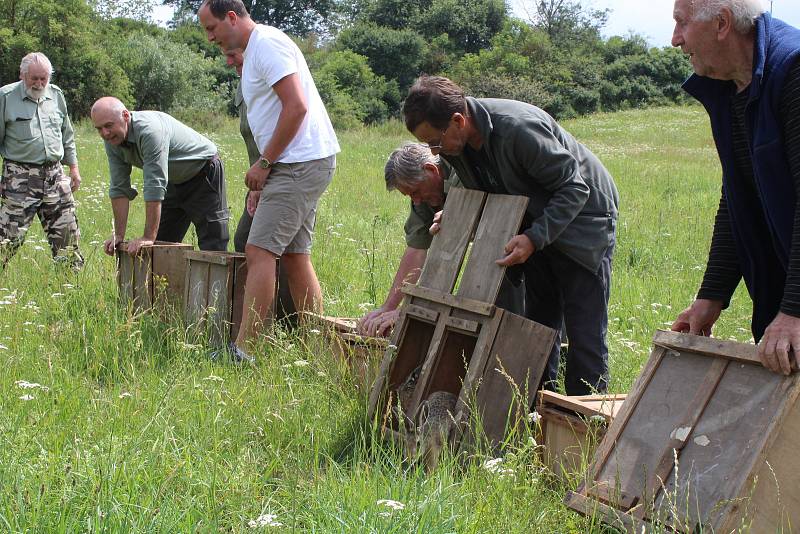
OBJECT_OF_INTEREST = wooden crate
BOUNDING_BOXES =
[368,189,557,453]
[184,251,248,346]
[305,314,387,389]
[537,391,626,481]
[565,330,800,533]
[116,241,193,313]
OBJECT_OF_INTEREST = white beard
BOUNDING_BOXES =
[24,85,46,101]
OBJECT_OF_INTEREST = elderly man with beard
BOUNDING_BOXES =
[0,52,83,268]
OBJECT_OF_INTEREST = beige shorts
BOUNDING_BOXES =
[247,155,335,255]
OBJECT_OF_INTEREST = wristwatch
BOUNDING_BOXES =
[258,156,273,169]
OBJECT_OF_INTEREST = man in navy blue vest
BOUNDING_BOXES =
[669,0,800,375]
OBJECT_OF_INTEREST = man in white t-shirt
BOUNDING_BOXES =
[199,0,340,361]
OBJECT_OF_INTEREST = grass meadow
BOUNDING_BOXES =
[0,106,756,532]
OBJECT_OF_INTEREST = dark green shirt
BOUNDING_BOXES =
[0,81,77,165]
[105,111,217,201]
[444,97,619,272]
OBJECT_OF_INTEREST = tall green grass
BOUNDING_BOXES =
[0,106,754,531]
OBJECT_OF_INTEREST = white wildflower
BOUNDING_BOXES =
[15,380,49,391]
[203,374,224,382]
[309,328,320,335]
[293,360,309,367]
[51,292,64,298]
[19,394,35,401]
[118,392,132,399]
[377,499,405,511]
[527,411,541,424]
[483,457,515,477]
[247,514,282,528]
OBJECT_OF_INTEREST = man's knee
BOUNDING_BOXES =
[245,243,278,266]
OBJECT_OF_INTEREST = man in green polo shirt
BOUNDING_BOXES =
[0,52,83,268]
[91,97,230,256]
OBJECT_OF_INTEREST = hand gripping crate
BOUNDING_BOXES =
[536,391,626,481]
[116,241,193,313]
[368,188,557,453]
[565,330,800,533]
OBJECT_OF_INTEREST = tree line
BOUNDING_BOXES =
[0,0,692,128]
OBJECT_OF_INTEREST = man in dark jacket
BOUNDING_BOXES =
[403,76,619,395]
[669,0,800,375]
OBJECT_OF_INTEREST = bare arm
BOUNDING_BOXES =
[357,247,427,337]
[126,201,162,255]
[245,73,308,191]
[104,196,130,255]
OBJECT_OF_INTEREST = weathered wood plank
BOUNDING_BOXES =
[456,194,528,303]
[417,188,485,292]
[401,284,494,316]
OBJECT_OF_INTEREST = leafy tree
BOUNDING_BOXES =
[0,0,131,117]
[309,49,401,127]
[90,0,157,21]
[522,0,609,47]
[337,22,426,91]
[163,0,337,36]
[107,32,225,113]
[418,0,506,54]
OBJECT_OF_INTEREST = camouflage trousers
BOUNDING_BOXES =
[0,160,83,268]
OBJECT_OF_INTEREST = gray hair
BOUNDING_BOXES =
[20,52,53,77]
[691,0,767,33]
[385,143,440,191]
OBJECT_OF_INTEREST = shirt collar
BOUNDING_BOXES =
[123,111,138,147]
[465,97,494,151]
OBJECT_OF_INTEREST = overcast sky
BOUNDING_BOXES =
[513,0,800,47]
[155,1,800,48]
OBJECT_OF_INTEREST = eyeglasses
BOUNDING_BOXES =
[424,123,452,150]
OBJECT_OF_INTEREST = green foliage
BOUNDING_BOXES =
[337,22,426,91]
[417,0,506,54]
[106,32,226,114]
[164,0,337,36]
[310,50,400,126]
[0,0,131,118]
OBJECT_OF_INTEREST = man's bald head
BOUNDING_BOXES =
[91,97,130,146]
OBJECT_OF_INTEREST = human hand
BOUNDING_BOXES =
[496,234,535,266]
[357,308,400,337]
[69,168,81,192]
[670,299,724,336]
[245,163,271,191]
[429,210,443,235]
[103,236,122,256]
[757,312,800,375]
[246,190,261,217]
[125,237,154,256]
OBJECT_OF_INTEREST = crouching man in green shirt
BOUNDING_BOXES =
[91,97,230,255]
[357,143,524,337]
[0,52,83,268]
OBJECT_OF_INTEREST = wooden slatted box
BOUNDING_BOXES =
[305,315,387,390]
[537,391,626,481]
[116,241,193,313]
[184,251,248,346]
[368,189,557,454]
[565,330,800,533]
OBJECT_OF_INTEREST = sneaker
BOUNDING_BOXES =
[210,342,255,364]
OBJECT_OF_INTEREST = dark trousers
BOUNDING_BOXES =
[233,193,296,322]
[157,156,229,251]
[524,242,614,396]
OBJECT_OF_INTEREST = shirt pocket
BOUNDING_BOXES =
[7,114,35,139]
[44,110,64,135]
